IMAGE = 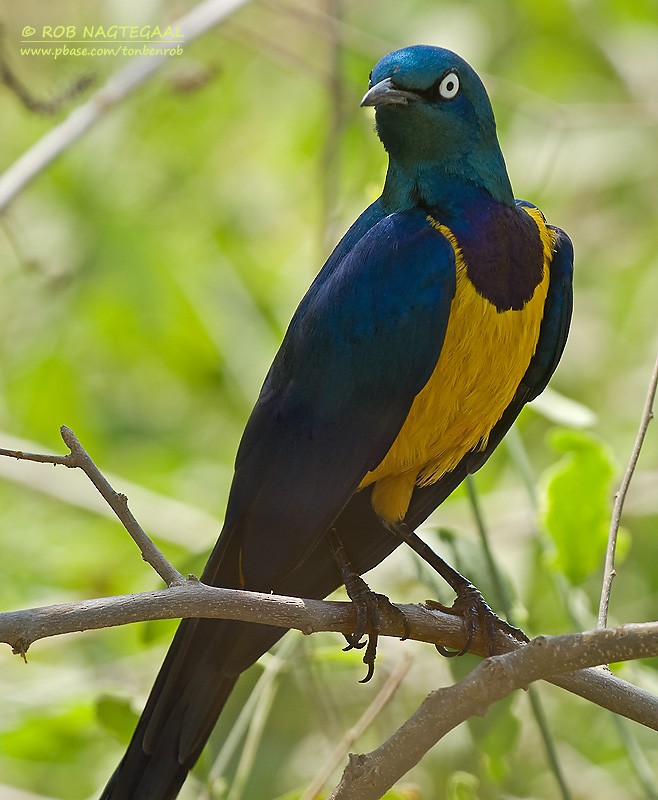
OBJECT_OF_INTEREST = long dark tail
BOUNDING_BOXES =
[100,616,280,799]
[99,487,403,800]
[100,505,296,800]
[99,460,485,800]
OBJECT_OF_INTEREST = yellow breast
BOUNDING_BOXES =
[359,207,555,523]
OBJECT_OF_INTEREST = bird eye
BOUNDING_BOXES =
[438,72,460,100]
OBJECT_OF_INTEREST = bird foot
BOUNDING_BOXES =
[329,529,409,681]
[426,584,528,657]
[342,576,410,682]
[341,571,387,682]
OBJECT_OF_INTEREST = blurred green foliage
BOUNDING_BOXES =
[1,1,657,798]
[541,428,617,584]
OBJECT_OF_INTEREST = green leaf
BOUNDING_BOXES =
[0,703,105,799]
[539,428,617,584]
[446,771,480,800]
[0,704,96,763]
[95,694,139,744]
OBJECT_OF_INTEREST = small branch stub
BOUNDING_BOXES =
[59,426,186,586]
[0,425,185,587]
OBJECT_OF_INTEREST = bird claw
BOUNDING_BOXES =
[427,584,528,657]
[346,591,411,681]
[342,634,367,651]
[341,572,382,682]
[330,530,410,682]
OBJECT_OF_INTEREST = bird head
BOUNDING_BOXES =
[362,45,512,206]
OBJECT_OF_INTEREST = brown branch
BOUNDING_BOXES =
[598,352,658,628]
[1,582,657,733]
[328,624,658,800]
[0,426,185,586]
[0,425,657,733]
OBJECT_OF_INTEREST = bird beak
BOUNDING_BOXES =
[360,77,419,107]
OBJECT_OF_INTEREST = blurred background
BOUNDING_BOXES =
[0,0,657,798]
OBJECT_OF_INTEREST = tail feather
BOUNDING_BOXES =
[100,618,290,799]
[99,488,406,799]
[100,617,242,800]
[101,515,289,799]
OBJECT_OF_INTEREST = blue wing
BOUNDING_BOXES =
[206,204,457,591]
[325,221,575,576]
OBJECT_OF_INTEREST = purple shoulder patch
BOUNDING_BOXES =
[455,204,545,311]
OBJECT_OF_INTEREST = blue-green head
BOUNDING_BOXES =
[362,45,513,209]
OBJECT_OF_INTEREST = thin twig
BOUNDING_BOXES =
[612,715,658,800]
[0,426,185,586]
[465,476,514,614]
[225,22,332,83]
[0,0,252,214]
[262,0,393,59]
[205,636,299,795]
[226,664,280,800]
[301,653,413,800]
[598,353,658,628]
[0,430,219,548]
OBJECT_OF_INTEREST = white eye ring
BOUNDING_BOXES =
[439,72,460,100]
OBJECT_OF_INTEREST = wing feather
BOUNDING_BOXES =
[208,206,457,591]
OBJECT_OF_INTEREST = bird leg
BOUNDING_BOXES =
[328,529,389,683]
[387,521,528,656]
